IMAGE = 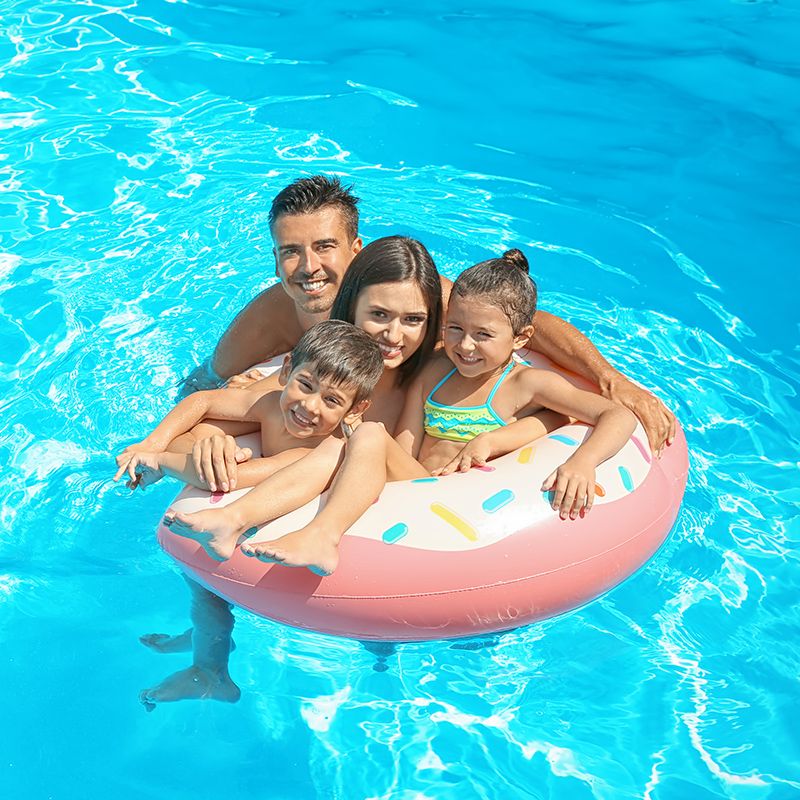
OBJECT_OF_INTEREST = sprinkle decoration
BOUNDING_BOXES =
[482,489,515,513]
[382,522,409,544]
[594,483,606,497]
[618,466,634,492]
[630,435,652,464]
[517,447,533,464]
[550,434,579,446]
[412,477,439,484]
[430,502,479,541]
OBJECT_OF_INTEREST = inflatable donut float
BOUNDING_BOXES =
[158,351,688,641]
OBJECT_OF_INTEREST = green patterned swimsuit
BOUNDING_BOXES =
[423,361,516,443]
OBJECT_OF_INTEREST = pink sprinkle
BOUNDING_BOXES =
[474,465,496,472]
[210,491,225,504]
[631,436,651,464]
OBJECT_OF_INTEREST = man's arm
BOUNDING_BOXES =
[527,311,676,454]
[178,286,299,397]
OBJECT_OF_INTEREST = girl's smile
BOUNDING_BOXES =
[443,294,523,378]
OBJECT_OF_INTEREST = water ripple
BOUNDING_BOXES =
[1,1,798,798]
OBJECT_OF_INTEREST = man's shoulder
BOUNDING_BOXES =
[239,284,302,347]
[251,282,292,312]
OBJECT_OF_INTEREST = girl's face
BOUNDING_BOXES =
[353,281,430,370]
[443,293,526,378]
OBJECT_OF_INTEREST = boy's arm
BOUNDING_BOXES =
[115,387,268,476]
[527,311,675,454]
[115,448,310,491]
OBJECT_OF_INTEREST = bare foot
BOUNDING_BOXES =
[163,509,255,561]
[139,666,240,711]
[241,525,340,576]
[140,629,193,653]
[140,629,236,654]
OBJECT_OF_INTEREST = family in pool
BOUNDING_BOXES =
[115,176,676,710]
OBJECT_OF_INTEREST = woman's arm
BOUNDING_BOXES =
[394,374,428,458]
[527,311,675,454]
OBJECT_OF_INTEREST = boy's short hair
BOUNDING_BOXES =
[452,248,537,334]
[289,320,383,406]
[269,175,360,242]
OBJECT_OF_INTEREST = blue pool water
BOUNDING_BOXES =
[2,1,799,797]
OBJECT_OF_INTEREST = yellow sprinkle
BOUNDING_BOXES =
[517,447,534,464]
[430,502,479,542]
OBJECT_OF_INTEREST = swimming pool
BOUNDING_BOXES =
[2,0,798,797]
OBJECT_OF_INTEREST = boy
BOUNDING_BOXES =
[114,320,383,561]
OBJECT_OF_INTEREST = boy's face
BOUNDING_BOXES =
[272,208,362,317]
[278,359,369,438]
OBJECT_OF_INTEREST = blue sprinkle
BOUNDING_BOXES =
[482,489,515,513]
[382,522,409,544]
[411,477,439,484]
[550,434,578,446]
[618,465,634,492]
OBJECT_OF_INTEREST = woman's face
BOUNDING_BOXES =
[353,281,430,370]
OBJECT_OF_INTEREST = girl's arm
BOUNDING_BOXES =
[522,371,637,519]
[433,411,569,475]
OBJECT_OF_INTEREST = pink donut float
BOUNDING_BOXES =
[158,351,688,641]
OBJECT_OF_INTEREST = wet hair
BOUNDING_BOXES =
[269,175,360,242]
[289,319,384,406]
[451,248,537,334]
[329,236,442,385]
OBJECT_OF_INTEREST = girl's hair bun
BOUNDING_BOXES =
[502,248,528,273]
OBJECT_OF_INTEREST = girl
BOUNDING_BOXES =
[387,248,638,517]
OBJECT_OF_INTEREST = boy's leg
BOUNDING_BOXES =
[164,437,347,561]
[139,577,240,710]
[241,422,427,574]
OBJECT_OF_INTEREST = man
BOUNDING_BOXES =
[181,175,675,453]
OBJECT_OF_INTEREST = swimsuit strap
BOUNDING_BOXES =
[426,366,458,403]
[485,360,517,406]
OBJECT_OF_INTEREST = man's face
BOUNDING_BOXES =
[272,208,362,317]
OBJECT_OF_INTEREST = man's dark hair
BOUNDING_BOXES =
[269,175,360,242]
[330,236,442,385]
[289,319,383,406]
[452,248,537,334]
